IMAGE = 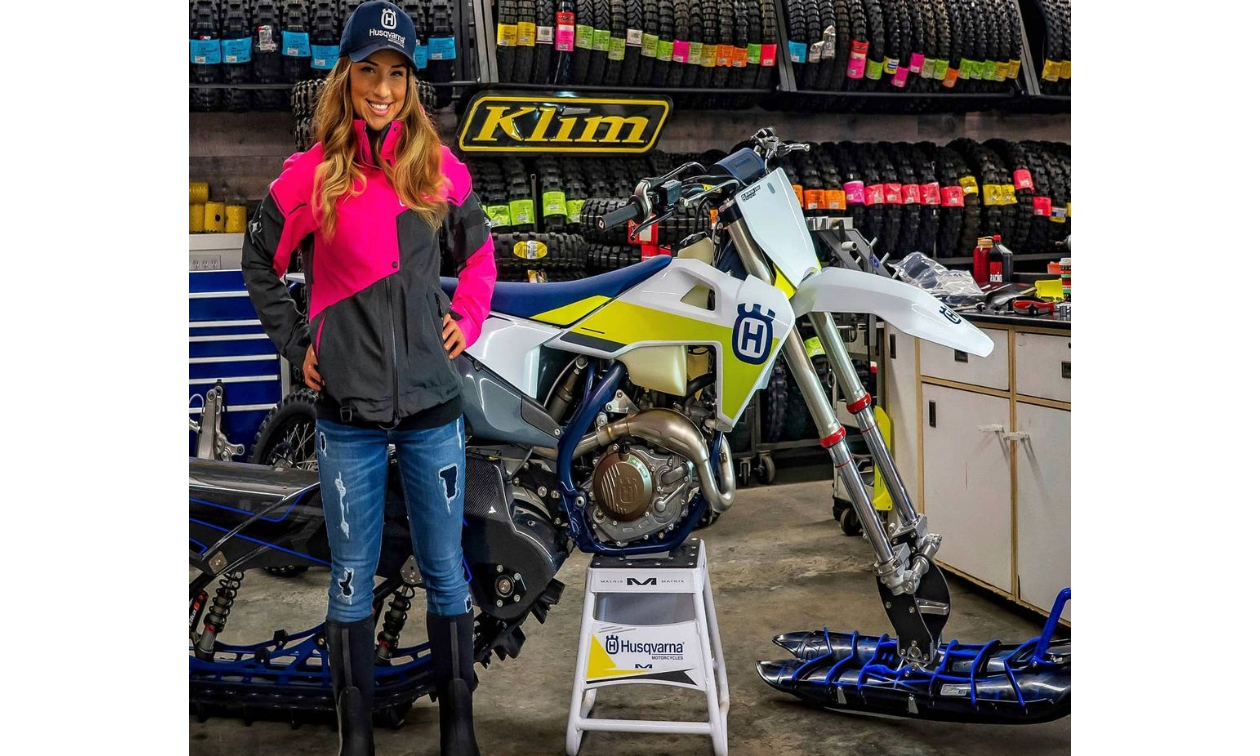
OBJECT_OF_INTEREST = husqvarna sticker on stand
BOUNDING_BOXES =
[586,621,704,690]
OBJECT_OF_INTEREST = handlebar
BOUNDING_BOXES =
[598,198,647,230]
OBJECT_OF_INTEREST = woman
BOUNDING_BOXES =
[242,3,495,754]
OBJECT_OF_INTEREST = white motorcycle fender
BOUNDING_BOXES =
[791,267,994,357]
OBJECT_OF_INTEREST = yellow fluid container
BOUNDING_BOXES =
[203,202,226,233]
[225,204,248,233]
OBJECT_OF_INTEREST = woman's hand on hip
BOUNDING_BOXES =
[442,315,467,359]
[303,345,324,390]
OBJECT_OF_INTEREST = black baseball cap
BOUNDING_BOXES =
[339,1,417,68]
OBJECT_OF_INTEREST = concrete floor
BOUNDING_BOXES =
[190,470,1070,755]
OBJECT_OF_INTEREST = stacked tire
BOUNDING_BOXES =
[493,0,778,108]
[1031,0,1070,95]
[777,0,1024,110]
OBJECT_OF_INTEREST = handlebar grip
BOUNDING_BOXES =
[598,200,644,230]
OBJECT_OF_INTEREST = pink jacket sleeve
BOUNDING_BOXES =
[441,146,497,346]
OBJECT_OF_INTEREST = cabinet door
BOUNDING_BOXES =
[883,325,920,505]
[922,385,1013,593]
[1015,403,1072,621]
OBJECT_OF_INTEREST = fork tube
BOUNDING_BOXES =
[808,312,921,529]
[726,218,897,566]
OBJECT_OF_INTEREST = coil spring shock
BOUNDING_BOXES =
[375,586,416,663]
[194,572,243,659]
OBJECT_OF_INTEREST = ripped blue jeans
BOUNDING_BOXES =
[314,415,472,622]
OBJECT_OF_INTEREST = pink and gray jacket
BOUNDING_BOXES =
[242,120,496,425]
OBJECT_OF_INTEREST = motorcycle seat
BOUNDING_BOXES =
[440,254,671,327]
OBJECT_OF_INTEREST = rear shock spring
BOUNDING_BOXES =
[194,572,243,659]
[375,585,416,663]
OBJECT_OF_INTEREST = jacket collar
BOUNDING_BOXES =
[352,119,404,168]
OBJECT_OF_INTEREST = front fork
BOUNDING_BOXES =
[727,219,950,665]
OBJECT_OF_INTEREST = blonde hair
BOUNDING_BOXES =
[311,58,448,240]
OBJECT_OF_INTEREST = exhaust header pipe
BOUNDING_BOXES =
[574,409,738,514]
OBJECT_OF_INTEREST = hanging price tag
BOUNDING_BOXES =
[844,181,865,205]
[609,37,626,60]
[865,57,884,80]
[509,199,536,225]
[701,43,718,67]
[222,38,252,64]
[190,38,222,65]
[934,58,948,80]
[1014,169,1033,191]
[921,182,941,205]
[641,33,659,58]
[958,58,974,80]
[281,31,310,57]
[1032,196,1051,216]
[429,37,456,60]
[883,183,903,204]
[982,183,1002,206]
[1041,59,1061,82]
[310,44,339,69]
[901,183,921,204]
[941,186,964,207]
[825,189,846,210]
[1001,184,1017,205]
[575,25,594,50]
[1009,59,1021,79]
[688,40,704,64]
[732,46,748,67]
[982,59,997,80]
[821,26,836,59]
[673,41,690,64]
[555,12,575,52]
[717,44,733,66]
[627,29,643,46]
[891,65,910,88]
[808,41,823,64]
[760,44,778,67]
[593,29,611,52]
[748,43,762,66]
[566,198,586,223]
[538,26,555,44]
[657,38,674,62]
[497,23,518,47]
[788,40,808,63]
[847,40,868,79]
[959,175,979,195]
[1049,205,1067,223]
[792,184,804,206]
[909,52,925,73]
[1060,60,1071,79]
[884,57,899,75]
[864,183,885,205]
[518,22,537,46]
[486,205,511,228]
[542,191,567,216]
[943,66,959,88]
[804,189,824,210]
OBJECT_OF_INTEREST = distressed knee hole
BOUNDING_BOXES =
[337,568,354,600]
[439,465,458,501]
[318,432,327,456]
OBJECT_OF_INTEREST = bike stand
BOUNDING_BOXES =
[565,538,730,756]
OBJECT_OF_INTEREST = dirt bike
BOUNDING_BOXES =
[190,128,1068,726]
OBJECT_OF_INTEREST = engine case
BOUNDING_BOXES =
[590,445,695,544]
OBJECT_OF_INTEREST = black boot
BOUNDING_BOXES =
[426,611,480,756]
[325,617,376,756]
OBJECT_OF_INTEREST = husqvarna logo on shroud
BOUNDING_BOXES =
[939,304,962,325]
[733,303,775,364]
[381,7,397,28]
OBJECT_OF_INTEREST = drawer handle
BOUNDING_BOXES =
[929,401,936,428]
[890,334,897,359]
[954,350,969,363]
[1000,431,1030,442]
[977,424,1005,433]
[1061,361,1071,379]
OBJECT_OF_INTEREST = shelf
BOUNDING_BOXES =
[189,80,479,90]
[488,82,775,96]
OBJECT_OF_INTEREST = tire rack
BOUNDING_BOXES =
[189,0,486,95]
[476,0,1067,113]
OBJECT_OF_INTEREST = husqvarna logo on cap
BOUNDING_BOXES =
[733,303,775,364]
[381,7,397,28]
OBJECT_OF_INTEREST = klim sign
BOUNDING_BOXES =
[456,91,672,154]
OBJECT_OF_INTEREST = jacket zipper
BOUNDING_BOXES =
[385,275,400,424]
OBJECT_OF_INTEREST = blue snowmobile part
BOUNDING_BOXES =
[757,588,1070,725]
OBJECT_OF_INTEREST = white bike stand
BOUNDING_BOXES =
[565,538,730,756]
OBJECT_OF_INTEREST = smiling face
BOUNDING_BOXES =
[348,50,410,129]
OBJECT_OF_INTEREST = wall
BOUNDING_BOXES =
[190,108,1070,203]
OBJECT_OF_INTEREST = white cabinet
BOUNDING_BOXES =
[922,385,1013,593]
[880,320,1070,621]
[1015,403,1072,620]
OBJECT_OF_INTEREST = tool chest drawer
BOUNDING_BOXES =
[918,328,1009,391]
[1014,333,1071,403]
